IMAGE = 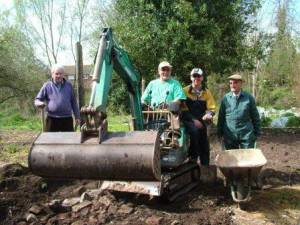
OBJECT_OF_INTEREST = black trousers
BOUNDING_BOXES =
[184,120,210,165]
[45,116,74,132]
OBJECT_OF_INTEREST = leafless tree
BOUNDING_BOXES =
[15,0,67,66]
[69,0,90,62]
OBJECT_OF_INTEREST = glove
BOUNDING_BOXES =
[36,102,46,109]
[157,102,168,110]
[142,103,150,111]
[168,102,180,113]
[202,113,213,121]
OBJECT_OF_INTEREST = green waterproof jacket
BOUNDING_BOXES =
[217,91,261,143]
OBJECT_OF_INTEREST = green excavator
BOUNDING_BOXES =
[29,28,200,201]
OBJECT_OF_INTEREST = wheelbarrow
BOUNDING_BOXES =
[215,149,267,205]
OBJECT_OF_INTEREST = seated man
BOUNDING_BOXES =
[141,61,186,130]
[141,61,186,109]
[182,68,216,165]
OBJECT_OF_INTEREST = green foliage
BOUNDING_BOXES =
[260,116,272,127]
[257,86,297,109]
[3,144,19,154]
[88,0,261,111]
[0,104,130,132]
[0,143,29,166]
[0,11,46,113]
[107,75,130,114]
[103,0,261,84]
[282,112,294,117]
[207,73,228,104]
[286,116,300,128]
[107,114,130,132]
[0,109,41,131]
[257,3,300,108]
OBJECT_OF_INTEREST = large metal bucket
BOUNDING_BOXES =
[29,131,161,181]
[215,149,267,202]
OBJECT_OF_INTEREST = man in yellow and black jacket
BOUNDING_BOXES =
[182,68,216,165]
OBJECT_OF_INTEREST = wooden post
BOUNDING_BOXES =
[76,42,85,110]
[141,77,145,94]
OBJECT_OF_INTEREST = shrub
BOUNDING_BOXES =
[282,112,294,117]
[286,116,300,127]
[261,116,272,127]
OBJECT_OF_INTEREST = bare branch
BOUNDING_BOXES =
[55,1,67,60]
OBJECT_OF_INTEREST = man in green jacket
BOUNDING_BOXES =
[217,74,261,149]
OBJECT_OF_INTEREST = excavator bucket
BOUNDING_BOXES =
[29,131,161,181]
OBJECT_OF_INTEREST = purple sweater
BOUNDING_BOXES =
[35,79,80,119]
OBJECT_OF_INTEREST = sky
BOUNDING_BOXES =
[257,0,300,35]
[1,0,300,65]
[0,0,94,65]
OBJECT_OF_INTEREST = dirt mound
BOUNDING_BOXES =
[0,166,233,225]
[0,129,300,225]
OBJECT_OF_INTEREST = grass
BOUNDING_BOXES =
[0,108,130,132]
[0,105,131,165]
[0,111,42,131]
[107,114,131,131]
[0,143,29,166]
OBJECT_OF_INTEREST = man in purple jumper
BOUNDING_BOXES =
[35,64,80,132]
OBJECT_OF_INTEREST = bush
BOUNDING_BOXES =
[261,116,272,127]
[282,112,294,117]
[286,116,300,127]
[107,75,131,115]
[257,86,297,109]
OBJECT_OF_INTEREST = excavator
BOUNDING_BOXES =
[29,28,200,201]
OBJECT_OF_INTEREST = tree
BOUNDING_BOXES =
[0,11,46,112]
[257,0,299,108]
[103,0,261,85]
[69,0,90,62]
[88,0,261,112]
[15,0,67,66]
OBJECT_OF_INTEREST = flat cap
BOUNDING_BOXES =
[228,74,243,81]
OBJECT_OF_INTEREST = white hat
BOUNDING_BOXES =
[190,68,203,76]
[158,61,172,70]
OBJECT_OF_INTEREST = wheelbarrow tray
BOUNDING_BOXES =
[215,148,267,179]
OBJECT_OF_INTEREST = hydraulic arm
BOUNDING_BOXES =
[81,28,143,144]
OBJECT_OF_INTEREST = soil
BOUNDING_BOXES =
[0,129,300,225]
